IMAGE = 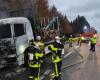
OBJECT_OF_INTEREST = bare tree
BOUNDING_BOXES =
[6,0,24,11]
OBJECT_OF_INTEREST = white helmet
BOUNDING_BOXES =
[36,36,41,40]
[70,35,72,37]
[55,36,60,40]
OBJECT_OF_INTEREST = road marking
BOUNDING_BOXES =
[63,45,79,58]
[40,76,45,80]
[64,51,72,58]
[75,46,79,49]
[44,69,51,75]
[40,69,51,80]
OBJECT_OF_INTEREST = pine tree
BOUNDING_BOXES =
[72,15,90,33]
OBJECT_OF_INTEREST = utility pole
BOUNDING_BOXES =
[57,16,60,33]
[53,22,55,30]
[44,17,46,27]
[41,17,43,27]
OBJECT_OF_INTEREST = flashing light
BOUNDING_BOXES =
[93,34,97,38]
[18,45,25,53]
[81,36,85,40]
[84,26,87,29]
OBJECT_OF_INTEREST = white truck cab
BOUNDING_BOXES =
[0,17,34,66]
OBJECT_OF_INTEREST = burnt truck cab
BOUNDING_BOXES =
[0,17,34,68]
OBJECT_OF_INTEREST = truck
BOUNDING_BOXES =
[0,17,34,68]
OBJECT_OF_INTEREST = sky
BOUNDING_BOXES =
[48,0,100,32]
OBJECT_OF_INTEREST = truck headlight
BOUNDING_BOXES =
[18,45,25,53]
[82,37,85,40]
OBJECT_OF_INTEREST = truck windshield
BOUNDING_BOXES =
[0,24,11,39]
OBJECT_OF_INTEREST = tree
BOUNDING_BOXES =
[6,0,24,11]
[59,15,73,33]
[35,0,49,25]
[71,15,90,33]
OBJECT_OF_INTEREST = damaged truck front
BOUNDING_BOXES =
[0,17,34,68]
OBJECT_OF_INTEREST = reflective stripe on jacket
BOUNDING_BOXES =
[79,37,82,42]
[69,38,73,42]
[29,62,40,68]
[28,52,43,68]
[50,44,62,63]
[36,52,43,60]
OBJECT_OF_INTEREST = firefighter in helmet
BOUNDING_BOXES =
[35,36,44,50]
[77,34,82,46]
[90,34,97,51]
[48,36,64,80]
[24,36,44,80]
[69,35,73,47]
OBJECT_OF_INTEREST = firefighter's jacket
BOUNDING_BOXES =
[78,37,82,42]
[90,37,97,44]
[24,46,43,68]
[48,41,64,63]
[68,38,73,43]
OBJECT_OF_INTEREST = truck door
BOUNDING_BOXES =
[13,23,29,65]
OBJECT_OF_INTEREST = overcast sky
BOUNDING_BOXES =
[48,0,100,32]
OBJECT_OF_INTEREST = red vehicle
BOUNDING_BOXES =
[81,33,96,43]
[81,27,97,43]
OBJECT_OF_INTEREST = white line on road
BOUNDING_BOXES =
[40,76,45,80]
[75,46,79,49]
[40,69,51,80]
[44,69,51,75]
[63,46,79,58]
[64,51,72,58]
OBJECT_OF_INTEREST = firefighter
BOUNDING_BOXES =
[90,35,97,51]
[24,37,44,80]
[35,36,45,65]
[69,35,73,47]
[62,34,66,43]
[28,44,43,80]
[35,36,44,51]
[48,36,64,80]
[77,34,82,46]
[24,39,36,67]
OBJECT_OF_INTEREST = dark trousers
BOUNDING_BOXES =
[77,41,81,46]
[53,61,62,80]
[69,42,72,47]
[90,43,96,51]
[28,67,40,80]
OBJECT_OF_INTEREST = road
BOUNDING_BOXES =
[62,43,100,80]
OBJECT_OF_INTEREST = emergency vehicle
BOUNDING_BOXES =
[81,27,97,43]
